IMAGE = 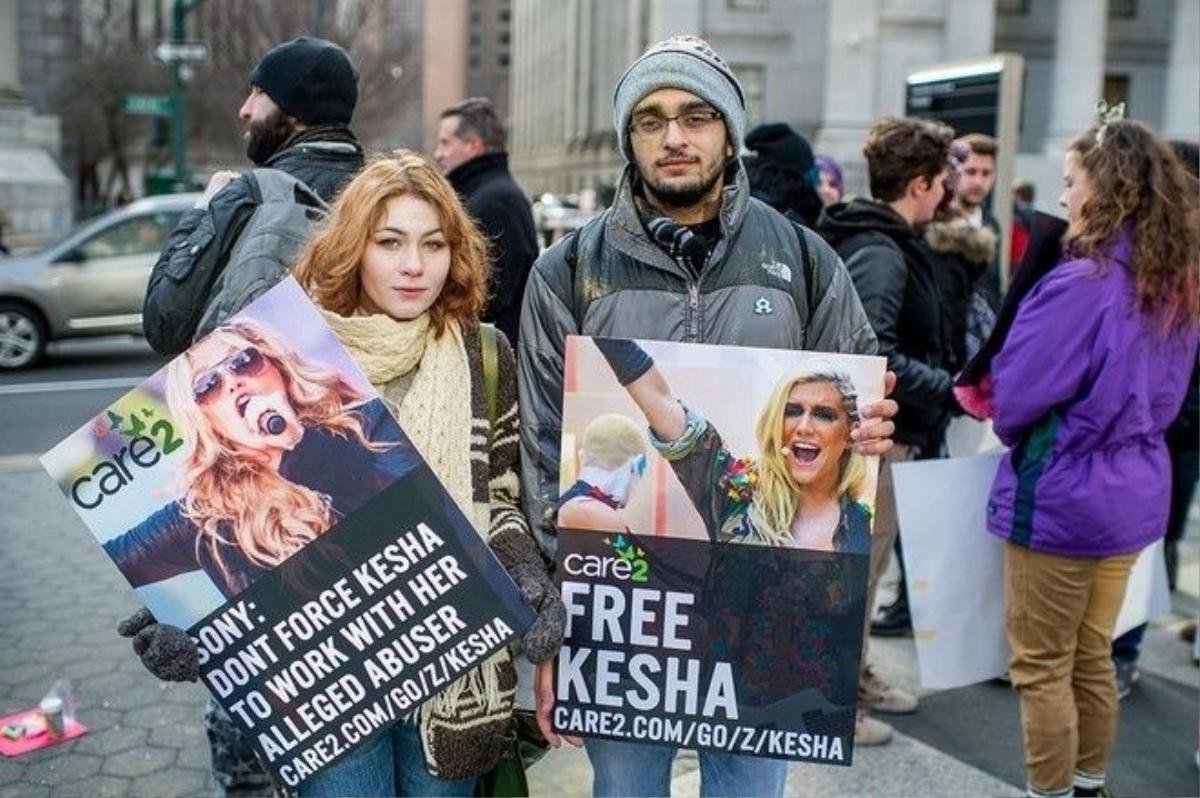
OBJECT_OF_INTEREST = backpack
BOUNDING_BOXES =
[194,168,329,338]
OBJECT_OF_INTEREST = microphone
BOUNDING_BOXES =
[260,411,287,435]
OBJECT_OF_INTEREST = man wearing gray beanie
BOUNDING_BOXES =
[518,34,899,798]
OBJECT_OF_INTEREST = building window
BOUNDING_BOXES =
[500,31,510,45]
[996,0,1029,14]
[1109,0,1137,18]
[499,9,511,23]
[499,54,510,67]
[732,63,765,125]
[727,0,770,9]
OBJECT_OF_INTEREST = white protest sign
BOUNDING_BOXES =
[892,452,1170,690]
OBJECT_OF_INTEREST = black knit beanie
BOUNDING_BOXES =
[744,123,815,176]
[249,37,358,125]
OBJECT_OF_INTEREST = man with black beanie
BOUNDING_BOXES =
[742,121,824,225]
[142,36,365,356]
[129,37,363,796]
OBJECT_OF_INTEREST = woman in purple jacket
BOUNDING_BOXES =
[984,118,1198,798]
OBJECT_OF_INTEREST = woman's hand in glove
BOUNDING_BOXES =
[594,338,655,386]
[507,563,566,665]
[117,607,200,682]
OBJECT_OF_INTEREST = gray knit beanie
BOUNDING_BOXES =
[613,35,746,161]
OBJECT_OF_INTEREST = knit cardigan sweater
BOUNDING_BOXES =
[418,321,547,781]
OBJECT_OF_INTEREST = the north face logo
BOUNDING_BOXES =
[761,261,792,283]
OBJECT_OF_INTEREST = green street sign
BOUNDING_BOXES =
[123,94,173,116]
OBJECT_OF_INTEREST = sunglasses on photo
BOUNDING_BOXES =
[192,346,267,404]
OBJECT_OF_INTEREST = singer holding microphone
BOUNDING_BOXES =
[595,338,872,554]
[103,317,412,599]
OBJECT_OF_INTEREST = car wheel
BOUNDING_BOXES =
[0,302,47,370]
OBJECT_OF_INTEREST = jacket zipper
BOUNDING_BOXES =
[686,281,702,343]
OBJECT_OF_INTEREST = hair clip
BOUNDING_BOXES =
[1095,100,1126,144]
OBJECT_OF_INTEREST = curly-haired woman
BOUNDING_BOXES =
[981,119,1198,798]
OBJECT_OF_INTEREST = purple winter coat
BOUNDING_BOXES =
[986,232,1199,557]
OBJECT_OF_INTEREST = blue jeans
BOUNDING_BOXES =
[585,737,788,797]
[298,721,476,797]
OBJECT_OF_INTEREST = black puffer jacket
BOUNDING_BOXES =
[447,152,538,346]
[817,198,954,449]
[922,218,995,375]
[142,133,364,355]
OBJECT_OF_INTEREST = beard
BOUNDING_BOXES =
[244,109,295,166]
[638,155,726,209]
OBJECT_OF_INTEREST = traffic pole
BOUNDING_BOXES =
[169,0,200,189]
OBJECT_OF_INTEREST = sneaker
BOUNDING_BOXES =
[1180,621,1196,644]
[859,665,918,714]
[854,710,893,746]
[870,596,913,637]
[1114,657,1140,700]
[1074,786,1113,797]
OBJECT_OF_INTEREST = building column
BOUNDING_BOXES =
[1043,0,1108,153]
[421,0,468,150]
[814,0,882,195]
[943,0,996,61]
[0,0,20,99]
[1162,0,1199,140]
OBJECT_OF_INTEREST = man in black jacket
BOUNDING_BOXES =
[142,36,364,356]
[130,36,363,796]
[435,97,537,345]
[816,115,954,746]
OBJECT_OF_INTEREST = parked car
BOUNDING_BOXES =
[0,193,199,370]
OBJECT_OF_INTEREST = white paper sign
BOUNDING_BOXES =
[892,452,1170,690]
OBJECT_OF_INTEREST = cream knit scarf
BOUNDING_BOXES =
[320,309,507,718]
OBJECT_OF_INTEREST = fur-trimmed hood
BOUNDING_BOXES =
[923,218,997,265]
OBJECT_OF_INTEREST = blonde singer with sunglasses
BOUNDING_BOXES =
[103,318,409,599]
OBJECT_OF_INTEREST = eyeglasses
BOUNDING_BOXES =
[629,108,723,138]
[192,347,267,405]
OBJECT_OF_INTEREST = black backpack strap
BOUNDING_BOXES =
[561,216,605,329]
[787,219,817,346]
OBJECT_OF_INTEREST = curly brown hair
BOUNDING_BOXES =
[294,151,490,335]
[1067,119,1199,329]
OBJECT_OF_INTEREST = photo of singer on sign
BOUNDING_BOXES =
[552,336,885,765]
[40,279,536,789]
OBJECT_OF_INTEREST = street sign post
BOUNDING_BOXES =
[153,40,209,64]
[122,94,173,117]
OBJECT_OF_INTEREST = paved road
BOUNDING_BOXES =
[0,338,166,459]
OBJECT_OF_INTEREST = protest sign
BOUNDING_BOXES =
[893,453,1172,691]
[41,278,533,788]
[552,336,886,766]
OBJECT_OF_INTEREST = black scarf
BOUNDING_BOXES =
[280,124,362,153]
[634,194,718,277]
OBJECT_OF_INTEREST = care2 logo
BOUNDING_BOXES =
[562,533,649,583]
[71,405,183,510]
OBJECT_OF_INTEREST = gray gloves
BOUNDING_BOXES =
[117,607,200,682]
[507,563,567,665]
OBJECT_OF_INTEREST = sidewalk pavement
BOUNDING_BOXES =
[1,464,1196,797]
